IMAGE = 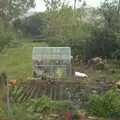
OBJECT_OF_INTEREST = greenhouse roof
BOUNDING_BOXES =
[32,47,71,59]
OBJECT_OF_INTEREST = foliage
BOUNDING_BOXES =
[13,13,45,36]
[85,0,120,58]
[112,49,120,59]
[0,27,14,52]
[43,0,65,11]
[10,103,33,120]
[0,72,7,84]
[40,6,99,57]
[88,88,120,117]
[85,28,117,58]
[9,97,71,120]
[100,0,120,27]
[10,0,120,59]
[26,96,72,114]
[12,1,106,57]
[0,0,35,53]
[0,0,35,26]
[27,96,51,113]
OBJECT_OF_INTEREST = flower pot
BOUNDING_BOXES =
[79,112,85,120]
[65,111,72,120]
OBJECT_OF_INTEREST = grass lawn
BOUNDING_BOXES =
[0,40,48,81]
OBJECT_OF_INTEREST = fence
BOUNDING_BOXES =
[11,79,113,107]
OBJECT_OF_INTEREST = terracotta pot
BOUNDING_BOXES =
[79,112,85,120]
[65,111,72,120]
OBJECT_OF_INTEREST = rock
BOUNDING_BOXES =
[50,113,59,117]
[88,116,98,120]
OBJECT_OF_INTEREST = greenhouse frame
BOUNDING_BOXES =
[32,47,72,79]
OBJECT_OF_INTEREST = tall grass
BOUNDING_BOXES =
[0,41,47,81]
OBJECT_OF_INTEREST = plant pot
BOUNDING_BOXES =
[65,111,72,120]
[79,112,85,120]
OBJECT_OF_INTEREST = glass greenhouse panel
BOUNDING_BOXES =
[32,47,71,79]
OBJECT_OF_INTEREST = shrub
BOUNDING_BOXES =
[88,88,120,117]
[27,96,51,113]
[0,27,14,52]
[9,96,72,120]
[26,96,72,114]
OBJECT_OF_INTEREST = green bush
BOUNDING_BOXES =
[0,27,14,52]
[26,96,72,114]
[10,96,52,120]
[88,88,120,117]
[26,96,51,113]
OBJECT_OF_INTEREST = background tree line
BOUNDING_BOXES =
[0,0,35,52]
[0,0,120,59]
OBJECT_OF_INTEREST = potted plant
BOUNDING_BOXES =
[77,109,86,120]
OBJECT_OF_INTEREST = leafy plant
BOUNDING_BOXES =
[27,96,51,113]
[88,88,120,117]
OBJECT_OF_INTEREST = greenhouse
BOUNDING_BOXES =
[32,47,72,79]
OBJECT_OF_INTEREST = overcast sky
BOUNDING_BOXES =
[30,0,104,12]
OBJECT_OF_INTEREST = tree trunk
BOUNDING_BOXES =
[74,0,77,11]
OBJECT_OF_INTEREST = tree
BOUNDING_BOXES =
[100,0,120,26]
[0,0,35,27]
[40,0,103,57]
[74,0,86,11]
[0,0,35,52]
[42,0,89,39]
[85,28,117,58]
[13,13,45,36]
[85,0,120,58]
[100,0,120,57]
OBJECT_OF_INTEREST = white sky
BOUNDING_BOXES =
[30,0,105,12]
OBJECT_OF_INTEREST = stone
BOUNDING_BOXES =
[88,116,98,120]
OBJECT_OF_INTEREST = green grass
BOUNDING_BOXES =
[0,41,48,81]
